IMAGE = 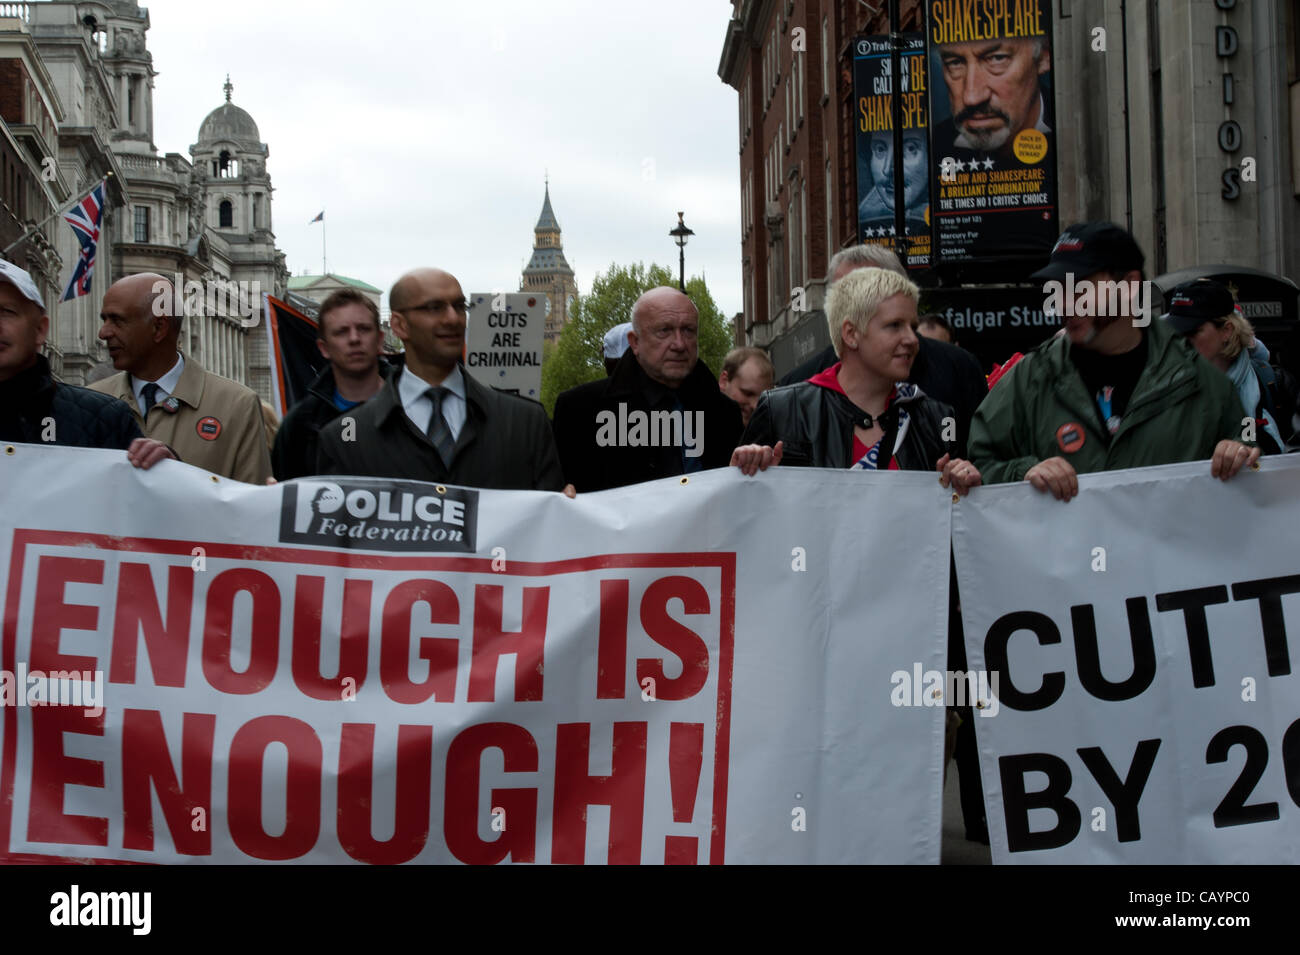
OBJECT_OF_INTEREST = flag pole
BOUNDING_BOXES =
[322,216,327,276]
[2,173,112,257]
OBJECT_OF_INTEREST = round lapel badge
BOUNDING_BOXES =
[1056,422,1085,454]
[196,415,222,441]
[162,396,180,413]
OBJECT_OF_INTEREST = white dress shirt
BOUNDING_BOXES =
[398,363,466,441]
[131,353,185,416]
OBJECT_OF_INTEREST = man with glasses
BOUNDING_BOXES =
[552,286,743,491]
[316,267,565,491]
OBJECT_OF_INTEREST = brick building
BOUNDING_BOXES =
[719,0,1300,378]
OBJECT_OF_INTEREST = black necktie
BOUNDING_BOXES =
[141,382,160,416]
[425,387,455,467]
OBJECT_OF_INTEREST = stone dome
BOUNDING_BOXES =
[197,102,260,147]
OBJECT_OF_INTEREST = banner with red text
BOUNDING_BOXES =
[953,457,1300,864]
[0,447,951,864]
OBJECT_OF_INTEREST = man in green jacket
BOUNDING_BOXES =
[970,222,1258,500]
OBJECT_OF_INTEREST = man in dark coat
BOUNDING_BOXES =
[316,268,564,492]
[0,259,172,469]
[552,287,743,492]
[272,287,392,480]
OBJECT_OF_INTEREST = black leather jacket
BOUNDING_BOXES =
[740,379,958,471]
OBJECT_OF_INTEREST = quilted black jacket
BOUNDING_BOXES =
[0,355,142,450]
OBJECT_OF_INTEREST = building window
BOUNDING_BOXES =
[216,151,238,178]
[218,200,233,228]
[825,155,833,263]
[795,54,801,123]
[821,18,830,100]
[785,76,791,145]
[133,206,149,243]
[800,176,808,287]
[789,183,801,291]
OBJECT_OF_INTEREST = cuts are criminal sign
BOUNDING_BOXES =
[0,448,951,864]
[464,292,544,398]
[953,458,1300,864]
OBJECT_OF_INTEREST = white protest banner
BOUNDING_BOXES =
[0,447,950,864]
[953,457,1300,864]
[464,292,544,398]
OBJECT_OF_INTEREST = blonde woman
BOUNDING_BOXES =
[731,267,981,494]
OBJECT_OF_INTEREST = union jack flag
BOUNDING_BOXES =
[59,180,107,302]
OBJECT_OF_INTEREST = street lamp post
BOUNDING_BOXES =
[669,211,694,293]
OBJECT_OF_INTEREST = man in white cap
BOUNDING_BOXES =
[602,321,632,376]
[0,259,173,468]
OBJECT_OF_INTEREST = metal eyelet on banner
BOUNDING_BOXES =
[436,485,447,494]
[1251,462,1261,470]
[952,492,960,503]
[210,475,219,483]
[4,445,13,455]
[679,477,689,485]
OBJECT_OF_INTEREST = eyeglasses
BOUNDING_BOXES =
[399,298,468,316]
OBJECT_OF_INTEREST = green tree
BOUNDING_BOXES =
[540,262,734,416]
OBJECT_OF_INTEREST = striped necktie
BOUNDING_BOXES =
[425,386,456,467]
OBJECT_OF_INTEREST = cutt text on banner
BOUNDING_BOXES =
[953,457,1300,864]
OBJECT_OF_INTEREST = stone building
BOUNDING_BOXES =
[0,12,75,374]
[5,0,288,396]
[520,181,578,344]
[5,1,130,385]
[108,61,288,399]
[718,0,1300,376]
[287,272,381,313]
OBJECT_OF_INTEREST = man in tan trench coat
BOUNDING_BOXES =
[90,273,271,485]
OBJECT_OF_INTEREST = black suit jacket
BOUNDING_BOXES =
[552,351,744,492]
[316,359,564,491]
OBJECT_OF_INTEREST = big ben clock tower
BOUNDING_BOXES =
[520,179,579,345]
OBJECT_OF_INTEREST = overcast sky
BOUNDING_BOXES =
[143,0,742,315]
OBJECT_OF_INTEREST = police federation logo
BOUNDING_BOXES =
[279,479,478,552]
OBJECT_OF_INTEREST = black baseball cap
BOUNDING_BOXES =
[1162,279,1237,335]
[1030,222,1146,283]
